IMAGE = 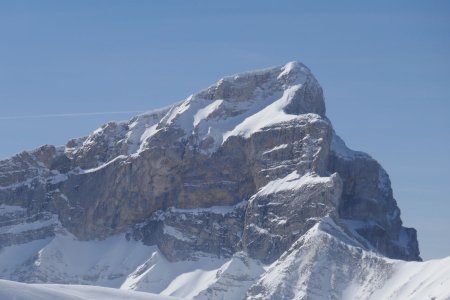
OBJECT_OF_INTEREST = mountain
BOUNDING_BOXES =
[0,61,448,299]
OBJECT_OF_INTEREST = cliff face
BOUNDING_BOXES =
[0,62,420,282]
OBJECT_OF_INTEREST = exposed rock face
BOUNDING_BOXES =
[242,173,342,264]
[328,134,420,260]
[129,201,247,261]
[0,61,420,290]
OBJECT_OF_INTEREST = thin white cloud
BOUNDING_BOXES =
[0,111,146,120]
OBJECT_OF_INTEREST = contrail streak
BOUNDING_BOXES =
[0,111,146,120]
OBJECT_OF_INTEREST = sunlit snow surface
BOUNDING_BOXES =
[0,279,178,300]
[248,219,450,300]
[256,171,333,196]
[1,222,449,299]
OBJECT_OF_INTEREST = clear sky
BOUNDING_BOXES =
[0,1,449,260]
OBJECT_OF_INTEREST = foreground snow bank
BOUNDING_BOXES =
[0,279,179,300]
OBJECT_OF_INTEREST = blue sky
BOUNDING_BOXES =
[0,1,449,259]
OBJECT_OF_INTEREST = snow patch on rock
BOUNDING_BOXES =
[257,171,332,196]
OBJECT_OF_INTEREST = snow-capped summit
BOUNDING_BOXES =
[0,62,447,299]
[145,61,325,153]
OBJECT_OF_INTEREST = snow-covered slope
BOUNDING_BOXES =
[1,224,449,300]
[0,279,177,300]
[367,257,450,300]
[246,218,450,300]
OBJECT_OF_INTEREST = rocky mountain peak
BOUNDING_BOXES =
[193,61,312,103]
[157,61,325,153]
[0,61,427,299]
